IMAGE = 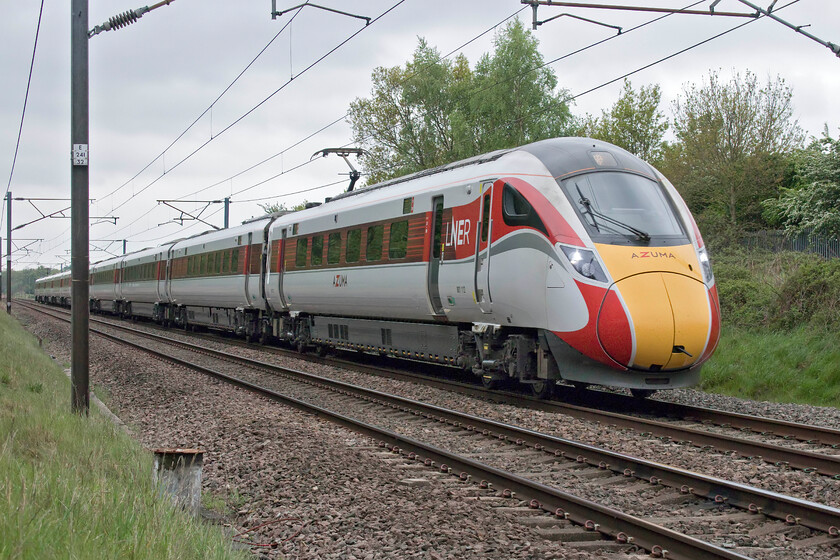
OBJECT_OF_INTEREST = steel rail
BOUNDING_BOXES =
[24,303,751,560]
[586,392,840,447]
[21,301,840,539]
[20,301,840,475]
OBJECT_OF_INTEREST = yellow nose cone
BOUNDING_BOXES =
[611,273,710,371]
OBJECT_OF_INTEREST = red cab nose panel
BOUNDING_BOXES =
[596,289,633,367]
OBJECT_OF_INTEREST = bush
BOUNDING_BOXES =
[772,258,840,330]
[709,247,839,331]
[714,260,775,327]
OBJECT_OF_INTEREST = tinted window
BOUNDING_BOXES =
[389,221,408,259]
[432,199,444,259]
[502,184,547,235]
[328,232,341,264]
[366,225,383,261]
[481,193,490,243]
[311,236,323,266]
[296,238,308,268]
[563,172,685,239]
[346,229,361,263]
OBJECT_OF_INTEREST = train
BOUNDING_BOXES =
[35,137,720,398]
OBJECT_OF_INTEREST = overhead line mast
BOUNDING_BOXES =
[71,0,174,415]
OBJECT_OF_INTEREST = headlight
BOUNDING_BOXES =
[560,246,608,283]
[697,247,714,284]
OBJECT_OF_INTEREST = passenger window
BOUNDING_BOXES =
[501,183,547,235]
[346,229,361,263]
[200,254,207,275]
[232,248,240,272]
[481,192,490,243]
[222,250,230,274]
[432,199,444,259]
[389,221,408,259]
[295,238,308,268]
[215,251,222,274]
[311,236,323,266]
[328,232,341,264]
[366,225,383,261]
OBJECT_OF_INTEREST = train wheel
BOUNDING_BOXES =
[630,389,656,399]
[530,380,553,399]
[296,340,307,354]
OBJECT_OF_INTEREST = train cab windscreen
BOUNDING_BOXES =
[561,172,687,244]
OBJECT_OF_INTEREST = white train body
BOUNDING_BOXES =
[35,138,721,394]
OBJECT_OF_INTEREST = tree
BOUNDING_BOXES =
[347,20,573,184]
[763,127,840,237]
[468,19,574,154]
[5,266,57,296]
[347,40,472,184]
[257,200,309,215]
[667,70,804,233]
[579,79,668,164]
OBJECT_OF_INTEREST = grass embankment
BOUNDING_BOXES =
[701,327,840,406]
[0,311,247,560]
[700,248,840,406]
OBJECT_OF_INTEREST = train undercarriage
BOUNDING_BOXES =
[80,298,684,399]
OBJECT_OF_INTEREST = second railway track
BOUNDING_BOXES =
[34,299,840,477]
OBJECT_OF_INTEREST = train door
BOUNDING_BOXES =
[277,228,288,308]
[155,253,164,301]
[426,196,445,316]
[164,246,173,301]
[474,181,493,313]
[244,232,253,305]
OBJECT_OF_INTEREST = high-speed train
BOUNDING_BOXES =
[36,137,720,397]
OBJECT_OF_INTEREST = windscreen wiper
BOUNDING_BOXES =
[575,184,651,242]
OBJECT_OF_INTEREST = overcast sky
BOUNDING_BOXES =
[2,0,838,270]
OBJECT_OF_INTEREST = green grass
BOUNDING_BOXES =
[700,326,840,406]
[0,311,249,560]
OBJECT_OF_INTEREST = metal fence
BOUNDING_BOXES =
[741,229,840,259]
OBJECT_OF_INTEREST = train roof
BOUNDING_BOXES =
[326,137,654,205]
[520,137,655,180]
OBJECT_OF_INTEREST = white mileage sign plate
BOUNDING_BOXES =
[72,144,88,166]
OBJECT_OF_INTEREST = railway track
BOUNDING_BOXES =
[20,300,840,559]
[64,303,840,478]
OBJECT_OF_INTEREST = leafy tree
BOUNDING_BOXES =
[348,20,573,184]
[763,127,840,237]
[257,200,309,215]
[3,266,57,296]
[468,19,574,155]
[579,79,668,164]
[348,40,472,184]
[665,70,804,234]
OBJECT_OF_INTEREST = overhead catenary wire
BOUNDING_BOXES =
[363,0,801,179]
[504,0,804,136]
[171,6,529,205]
[36,0,696,259]
[42,1,406,254]
[96,2,310,206]
[33,0,805,264]
[2,0,45,233]
[104,0,407,218]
